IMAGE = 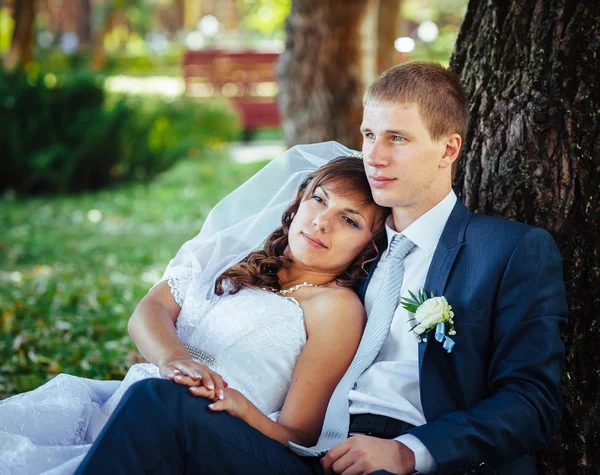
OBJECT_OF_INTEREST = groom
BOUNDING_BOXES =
[76,62,567,475]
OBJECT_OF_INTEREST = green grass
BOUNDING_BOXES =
[0,152,269,398]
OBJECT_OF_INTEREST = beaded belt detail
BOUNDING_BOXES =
[184,345,216,366]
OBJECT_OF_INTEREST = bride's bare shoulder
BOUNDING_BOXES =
[302,286,366,334]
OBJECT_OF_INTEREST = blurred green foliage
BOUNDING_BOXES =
[0,67,240,195]
[238,0,291,38]
[402,0,468,64]
[0,155,270,398]
[37,48,184,77]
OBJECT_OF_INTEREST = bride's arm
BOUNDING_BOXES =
[128,281,226,394]
[204,287,365,447]
[128,281,187,367]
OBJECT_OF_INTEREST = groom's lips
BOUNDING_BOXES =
[369,175,396,188]
[302,232,328,249]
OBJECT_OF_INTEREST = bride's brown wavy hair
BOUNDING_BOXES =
[215,156,388,295]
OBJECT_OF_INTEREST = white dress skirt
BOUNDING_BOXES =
[0,272,307,475]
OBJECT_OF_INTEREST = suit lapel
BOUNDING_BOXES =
[418,200,472,369]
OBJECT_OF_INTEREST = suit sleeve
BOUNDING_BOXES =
[407,227,568,475]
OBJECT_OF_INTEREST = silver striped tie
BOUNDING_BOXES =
[289,234,415,456]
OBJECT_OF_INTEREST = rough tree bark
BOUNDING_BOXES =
[451,2,600,474]
[4,0,37,71]
[276,0,369,150]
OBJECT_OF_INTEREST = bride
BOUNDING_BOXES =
[0,142,388,475]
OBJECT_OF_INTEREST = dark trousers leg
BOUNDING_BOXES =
[76,378,322,475]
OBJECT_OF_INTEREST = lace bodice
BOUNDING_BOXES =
[0,271,307,474]
[172,269,307,415]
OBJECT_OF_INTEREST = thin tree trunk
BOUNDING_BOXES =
[376,0,401,74]
[451,2,600,473]
[360,0,403,91]
[277,0,368,150]
[360,0,379,87]
[77,0,92,48]
[5,0,37,70]
[89,3,116,70]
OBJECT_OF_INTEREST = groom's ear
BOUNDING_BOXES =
[439,133,462,170]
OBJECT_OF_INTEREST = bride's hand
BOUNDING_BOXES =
[158,359,227,399]
[191,387,250,419]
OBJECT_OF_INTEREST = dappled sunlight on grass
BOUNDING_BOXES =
[0,152,268,398]
[105,75,186,97]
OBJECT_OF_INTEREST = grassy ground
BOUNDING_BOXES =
[0,151,269,398]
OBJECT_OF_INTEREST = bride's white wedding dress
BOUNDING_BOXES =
[0,271,307,475]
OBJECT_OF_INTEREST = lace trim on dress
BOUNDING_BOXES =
[162,266,193,307]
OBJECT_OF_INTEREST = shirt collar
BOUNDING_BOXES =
[383,190,457,255]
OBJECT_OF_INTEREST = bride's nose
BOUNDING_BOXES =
[313,211,332,232]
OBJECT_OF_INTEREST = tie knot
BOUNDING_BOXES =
[387,235,415,261]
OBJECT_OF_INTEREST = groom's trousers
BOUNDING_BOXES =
[75,378,322,475]
[75,378,416,475]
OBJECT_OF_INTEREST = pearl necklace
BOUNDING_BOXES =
[263,280,334,295]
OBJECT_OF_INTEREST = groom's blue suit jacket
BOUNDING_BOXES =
[356,199,568,475]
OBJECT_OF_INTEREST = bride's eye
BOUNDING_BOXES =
[343,216,360,229]
[312,194,325,204]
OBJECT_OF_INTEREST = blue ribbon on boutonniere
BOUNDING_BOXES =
[401,289,457,353]
[435,322,455,353]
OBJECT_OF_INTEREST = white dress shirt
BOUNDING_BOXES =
[348,190,457,474]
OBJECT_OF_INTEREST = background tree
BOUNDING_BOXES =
[451,2,600,474]
[360,0,404,89]
[4,0,37,70]
[376,0,402,74]
[276,0,368,150]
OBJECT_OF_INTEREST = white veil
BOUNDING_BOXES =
[159,141,361,307]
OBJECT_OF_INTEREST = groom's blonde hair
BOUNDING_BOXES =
[364,61,469,144]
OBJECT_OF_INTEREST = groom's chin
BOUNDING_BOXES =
[370,189,395,208]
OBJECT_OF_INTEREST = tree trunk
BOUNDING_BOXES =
[451,2,600,474]
[277,0,369,150]
[4,0,37,71]
[360,0,403,90]
[89,3,116,70]
[376,0,402,74]
[77,0,92,48]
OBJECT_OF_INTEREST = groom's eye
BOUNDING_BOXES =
[392,135,405,142]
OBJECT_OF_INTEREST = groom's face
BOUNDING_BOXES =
[361,101,449,218]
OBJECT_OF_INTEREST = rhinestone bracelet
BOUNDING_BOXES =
[184,344,216,367]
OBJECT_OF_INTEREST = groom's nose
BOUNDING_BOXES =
[365,139,389,168]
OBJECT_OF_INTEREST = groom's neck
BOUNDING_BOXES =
[391,188,452,232]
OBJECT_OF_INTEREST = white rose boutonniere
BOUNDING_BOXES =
[400,289,456,353]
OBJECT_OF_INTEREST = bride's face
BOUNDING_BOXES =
[287,184,377,274]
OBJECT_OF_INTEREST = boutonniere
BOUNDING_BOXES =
[400,289,456,353]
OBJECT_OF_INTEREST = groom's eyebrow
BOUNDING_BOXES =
[359,125,414,139]
[385,128,414,139]
[320,187,366,221]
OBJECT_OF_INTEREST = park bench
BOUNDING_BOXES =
[182,49,281,138]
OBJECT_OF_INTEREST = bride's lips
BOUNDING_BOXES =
[369,175,397,188]
[302,232,328,249]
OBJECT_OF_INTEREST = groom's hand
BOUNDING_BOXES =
[321,435,415,475]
